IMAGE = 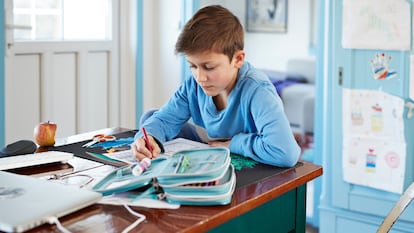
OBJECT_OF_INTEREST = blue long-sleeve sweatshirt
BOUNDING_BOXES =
[136,62,300,167]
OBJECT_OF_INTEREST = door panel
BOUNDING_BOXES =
[4,0,121,144]
[49,53,77,137]
[78,52,109,133]
[5,54,40,142]
[342,50,408,95]
[5,43,116,143]
[328,0,414,222]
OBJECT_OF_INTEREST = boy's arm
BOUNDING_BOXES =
[230,87,301,167]
[135,78,194,144]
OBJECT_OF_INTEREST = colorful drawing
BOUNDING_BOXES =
[384,152,400,168]
[342,0,410,50]
[365,148,377,173]
[342,89,406,194]
[351,109,364,125]
[371,103,383,132]
[370,53,397,80]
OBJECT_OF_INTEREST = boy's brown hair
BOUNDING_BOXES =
[175,5,244,62]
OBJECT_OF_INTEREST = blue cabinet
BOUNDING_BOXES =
[317,0,414,232]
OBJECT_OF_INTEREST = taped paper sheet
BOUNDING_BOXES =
[342,88,406,194]
[342,0,410,50]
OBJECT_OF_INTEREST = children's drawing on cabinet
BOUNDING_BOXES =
[370,53,397,80]
[342,0,410,51]
[342,88,406,194]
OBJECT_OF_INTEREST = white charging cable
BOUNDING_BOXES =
[45,204,146,233]
[45,216,71,233]
[122,204,146,233]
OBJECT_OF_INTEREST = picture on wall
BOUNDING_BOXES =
[246,0,288,33]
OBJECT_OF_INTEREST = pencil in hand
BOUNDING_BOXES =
[141,127,153,153]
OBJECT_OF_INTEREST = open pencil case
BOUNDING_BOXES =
[92,147,236,206]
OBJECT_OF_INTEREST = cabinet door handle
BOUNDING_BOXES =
[338,67,343,86]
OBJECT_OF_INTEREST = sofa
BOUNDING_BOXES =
[261,57,316,141]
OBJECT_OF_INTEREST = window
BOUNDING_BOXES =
[13,0,112,41]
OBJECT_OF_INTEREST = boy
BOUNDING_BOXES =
[131,5,300,167]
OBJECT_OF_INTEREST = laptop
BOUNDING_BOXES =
[0,171,102,233]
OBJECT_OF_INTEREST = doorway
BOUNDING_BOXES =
[4,0,136,144]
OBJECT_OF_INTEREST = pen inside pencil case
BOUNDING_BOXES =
[173,155,190,174]
[172,152,222,174]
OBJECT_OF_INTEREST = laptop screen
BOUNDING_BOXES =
[0,171,101,233]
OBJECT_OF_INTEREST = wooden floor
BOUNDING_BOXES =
[306,224,318,233]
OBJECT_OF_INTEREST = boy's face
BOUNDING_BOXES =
[186,50,244,97]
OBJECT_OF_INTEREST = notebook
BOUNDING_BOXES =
[0,171,102,233]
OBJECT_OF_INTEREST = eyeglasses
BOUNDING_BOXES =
[47,173,94,188]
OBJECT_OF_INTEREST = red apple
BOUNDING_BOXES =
[34,121,57,147]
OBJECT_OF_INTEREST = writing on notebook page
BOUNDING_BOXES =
[104,138,209,164]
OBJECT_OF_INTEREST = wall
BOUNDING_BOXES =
[142,0,182,110]
[200,0,315,70]
[119,0,138,129]
[142,0,316,110]
[245,0,315,70]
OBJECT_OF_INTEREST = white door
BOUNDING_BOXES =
[4,0,126,144]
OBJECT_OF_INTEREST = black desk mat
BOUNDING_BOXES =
[50,130,138,166]
[235,162,301,188]
[51,129,297,188]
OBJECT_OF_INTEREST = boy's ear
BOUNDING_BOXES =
[233,50,245,68]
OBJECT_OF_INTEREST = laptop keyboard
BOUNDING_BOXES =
[0,151,73,170]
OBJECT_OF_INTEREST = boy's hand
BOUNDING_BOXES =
[131,136,161,161]
[208,139,231,148]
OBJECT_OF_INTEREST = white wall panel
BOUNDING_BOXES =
[49,53,77,138]
[78,52,109,133]
[4,0,126,145]
[5,55,40,143]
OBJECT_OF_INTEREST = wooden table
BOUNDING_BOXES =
[27,127,323,233]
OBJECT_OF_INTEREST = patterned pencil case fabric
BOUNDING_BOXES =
[92,147,236,205]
